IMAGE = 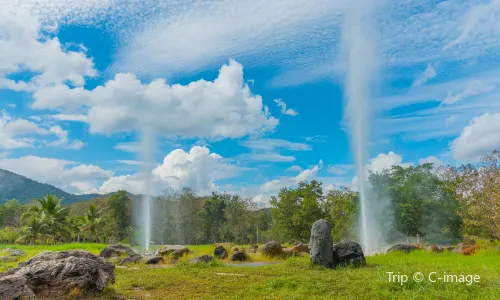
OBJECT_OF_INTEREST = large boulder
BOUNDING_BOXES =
[231,251,248,261]
[155,245,189,257]
[5,250,114,298]
[119,253,143,265]
[309,219,333,267]
[332,241,366,268]
[387,244,420,253]
[189,255,214,264]
[99,244,137,258]
[261,241,283,257]
[291,243,310,254]
[214,246,228,259]
[0,275,35,300]
[145,256,164,265]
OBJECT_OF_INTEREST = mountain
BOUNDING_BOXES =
[0,168,103,204]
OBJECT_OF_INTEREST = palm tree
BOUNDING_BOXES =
[22,195,70,243]
[17,217,47,245]
[82,204,102,243]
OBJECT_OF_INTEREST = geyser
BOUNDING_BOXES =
[139,128,155,251]
[341,0,381,254]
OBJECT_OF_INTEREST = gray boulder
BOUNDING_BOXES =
[214,246,228,259]
[99,244,137,258]
[0,256,18,262]
[249,245,259,253]
[0,275,35,300]
[6,250,114,298]
[155,245,189,257]
[189,255,214,264]
[332,241,366,268]
[231,251,248,261]
[387,244,420,253]
[145,256,164,265]
[261,240,283,257]
[120,253,143,265]
[2,249,26,257]
[309,219,333,267]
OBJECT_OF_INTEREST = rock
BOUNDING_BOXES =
[332,241,366,268]
[0,275,35,300]
[231,247,241,253]
[189,255,214,264]
[387,244,420,253]
[309,219,333,267]
[282,248,295,256]
[291,243,310,254]
[261,241,283,257]
[145,256,164,265]
[0,256,18,262]
[155,245,189,257]
[249,245,259,253]
[214,246,228,259]
[2,249,26,257]
[428,244,444,253]
[9,250,114,298]
[100,244,137,258]
[231,251,248,261]
[120,253,143,265]
[171,249,188,259]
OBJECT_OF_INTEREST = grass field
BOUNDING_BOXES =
[1,243,500,299]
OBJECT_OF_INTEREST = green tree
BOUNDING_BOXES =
[82,204,102,242]
[323,188,358,241]
[270,180,324,242]
[199,192,227,243]
[0,199,24,227]
[106,191,132,241]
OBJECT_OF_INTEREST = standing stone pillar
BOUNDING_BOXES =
[309,219,333,267]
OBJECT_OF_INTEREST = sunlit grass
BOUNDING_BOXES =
[1,243,500,299]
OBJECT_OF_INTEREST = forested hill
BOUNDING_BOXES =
[0,168,102,204]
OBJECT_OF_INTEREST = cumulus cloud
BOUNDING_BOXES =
[0,155,112,194]
[0,9,95,92]
[45,126,84,150]
[451,112,500,161]
[259,159,323,193]
[327,164,354,175]
[418,156,444,166]
[367,151,412,173]
[273,99,299,116]
[286,165,302,172]
[412,64,436,87]
[98,146,242,195]
[34,60,278,140]
[442,80,494,105]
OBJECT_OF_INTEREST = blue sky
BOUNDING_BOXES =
[1,0,500,204]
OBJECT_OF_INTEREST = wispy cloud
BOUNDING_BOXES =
[412,64,436,87]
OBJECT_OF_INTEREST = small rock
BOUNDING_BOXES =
[145,256,164,265]
[171,249,188,259]
[155,245,189,257]
[100,244,137,258]
[249,245,259,253]
[120,253,143,265]
[189,255,214,264]
[387,244,420,253]
[428,244,444,253]
[291,243,310,254]
[231,251,248,261]
[332,241,366,268]
[214,246,228,259]
[3,249,26,257]
[261,241,283,257]
[309,219,333,267]
[0,275,35,300]
[0,256,18,262]
[452,242,464,254]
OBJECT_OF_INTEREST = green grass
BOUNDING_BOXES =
[1,244,500,299]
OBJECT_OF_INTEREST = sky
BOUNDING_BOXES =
[1,0,500,205]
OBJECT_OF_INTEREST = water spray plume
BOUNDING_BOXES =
[139,127,155,252]
[341,0,381,255]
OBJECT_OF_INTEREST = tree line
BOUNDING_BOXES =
[1,150,499,246]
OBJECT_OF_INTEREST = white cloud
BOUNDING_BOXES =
[273,99,298,116]
[0,9,95,92]
[241,153,296,162]
[418,156,444,166]
[327,164,354,175]
[34,60,278,140]
[0,111,48,149]
[48,114,88,122]
[442,80,494,105]
[45,126,84,150]
[98,146,241,195]
[260,159,323,193]
[451,112,500,162]
[367,151,412,173]
[0,155,112,194]
[286,165,302,172]
[412,64,436,87]
[241,138,310,152]
[114,142,140,153]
